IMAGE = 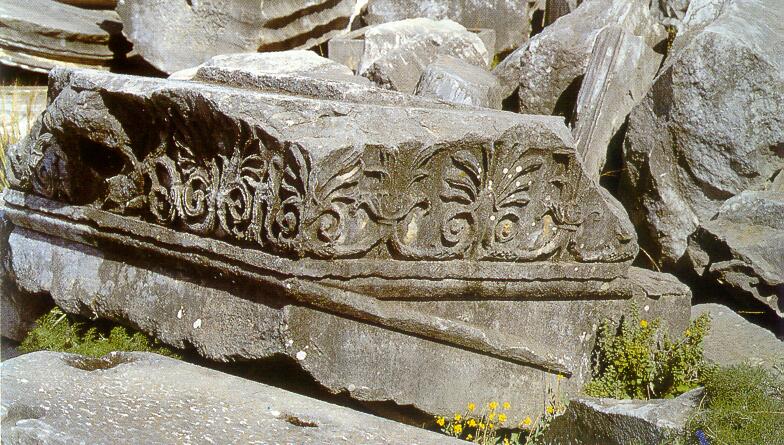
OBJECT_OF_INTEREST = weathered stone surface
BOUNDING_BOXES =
[0,194,51,342]
[686,190,784,316]
[544,0,580,27]
[364,0,528,54]
[493,0,665,115]
[572,26,661,178]
[0,0,129,73]
[692,304,784,369]
[5,227,690,418]
[621,0,784,267]
[358,18,490,93]
[414,55,504,109]
[0,67,694,416]
[543,388,703,445]
[0,351,463,444]
[55,0,116,8]
[115,0,359,74]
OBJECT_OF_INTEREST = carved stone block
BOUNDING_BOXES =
[2,68,691,417]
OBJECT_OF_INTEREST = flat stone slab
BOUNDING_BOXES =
[0,351,462,444]
[692,304,784,369]
[116,0,359,74]
[0,0,128,73]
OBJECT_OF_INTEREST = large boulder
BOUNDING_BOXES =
[357,18,490,93]
[0,0,129,73]
[620,0,784,268]
[115,0,360,74]
[0,351,463,444]
[414,55,505,109]
[364,0,529,54]
[572,25,662,178]
[686,190,784,317]
[2,68,691,418]
[691,304,784,369]
[493,0,664,116]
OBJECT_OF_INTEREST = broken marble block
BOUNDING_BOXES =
[493,0,665,115]
[116,0,359,74]
[620,0,784,267]
[543,388,703,445]
[686,190,784,317]
[3,68,690,418]
[0,0,129,73]
[0,351,463,444]
[414,55,504,109]
[572,26,662,179]
[364,0,528,54]
[691,304,784,369]
[357,18,490,94]
[184,50,460,109]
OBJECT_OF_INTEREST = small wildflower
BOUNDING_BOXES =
[467,402,476,412]
[503,401,511,409]
[488,412,496,421]
[479,422,485,430]
[523,416,532,426]
[640,319,648,328]
[498,413,507,423]
[503,439,511,445]
[436,416,445,427]
[454,413,462,421]
[467,419,477,428]
[489,423,495,429]
[453,424,463,435]
[546,405,555,415]
[685,329,691,337]
[489,401,498,410]
[556,374,564,381]
[466,434,473,441]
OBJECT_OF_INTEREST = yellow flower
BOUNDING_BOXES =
[504,439,511,445]
[436,417,445,427]
[489,401,498,410]
[489,423,495,429]
[557,374,564,381]
[467,435,473,441]
[479,422,485,430]
[685,329,691,337]
[454,413,462,421]
[468,402,476,412]
[488,412,496,421]
[467,419,477,428]
[546,405,555,415]
[503,401,511,410]
[640,319,648,328]
[498,413,507,423]
[454,424,463,435]
[523,416,532,426]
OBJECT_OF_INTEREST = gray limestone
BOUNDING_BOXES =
[621,0,784,267]
[364,0,529,54]
[543,388,703,445]
[0,0,129,73]
[414,55,504,109]
[0,67,693,416]
[572,26,662,179]
[686,191,784,317]
[357,18,490,93]
[493,0,665,115]
[115,0,359,74]
[0,351,464,444]
[691,304,784,369]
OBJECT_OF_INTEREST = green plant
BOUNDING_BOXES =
[434,375,567,444]
[686,364,784,445]
[20,307,181,359]
[585,304,713,400]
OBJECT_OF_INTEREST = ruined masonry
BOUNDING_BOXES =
[2,67,690,417]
